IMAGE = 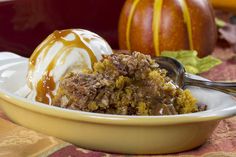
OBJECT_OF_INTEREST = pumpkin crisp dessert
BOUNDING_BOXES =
[52,51,203,115]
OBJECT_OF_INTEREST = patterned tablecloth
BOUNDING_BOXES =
[0,49,235,157]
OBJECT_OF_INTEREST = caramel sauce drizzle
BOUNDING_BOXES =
[29,29,98,104]
[35,72,55,104]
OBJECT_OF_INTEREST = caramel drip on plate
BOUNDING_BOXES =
[29,29,98,104]
[153,0,163,56]
[126,0,141,50]
[178,0,193,50]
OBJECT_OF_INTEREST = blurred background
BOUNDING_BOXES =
[0,0,235,57]
[0,0,125,56]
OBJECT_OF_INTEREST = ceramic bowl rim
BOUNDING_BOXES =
[0,52,236,126]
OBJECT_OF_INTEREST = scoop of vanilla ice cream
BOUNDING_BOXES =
[26,29,113,104]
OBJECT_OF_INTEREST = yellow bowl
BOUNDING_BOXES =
[0,52,236,154]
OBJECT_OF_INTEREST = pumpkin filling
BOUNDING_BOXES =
[52,51,206,115]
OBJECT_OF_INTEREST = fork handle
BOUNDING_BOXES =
[184,74,236,97]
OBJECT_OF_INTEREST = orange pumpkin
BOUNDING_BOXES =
[118,0,217,57]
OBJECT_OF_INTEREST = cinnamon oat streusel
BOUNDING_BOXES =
[53,51,200,115]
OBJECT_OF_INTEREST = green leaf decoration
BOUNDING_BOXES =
[215,18,226,28]
[161,50,222,74]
